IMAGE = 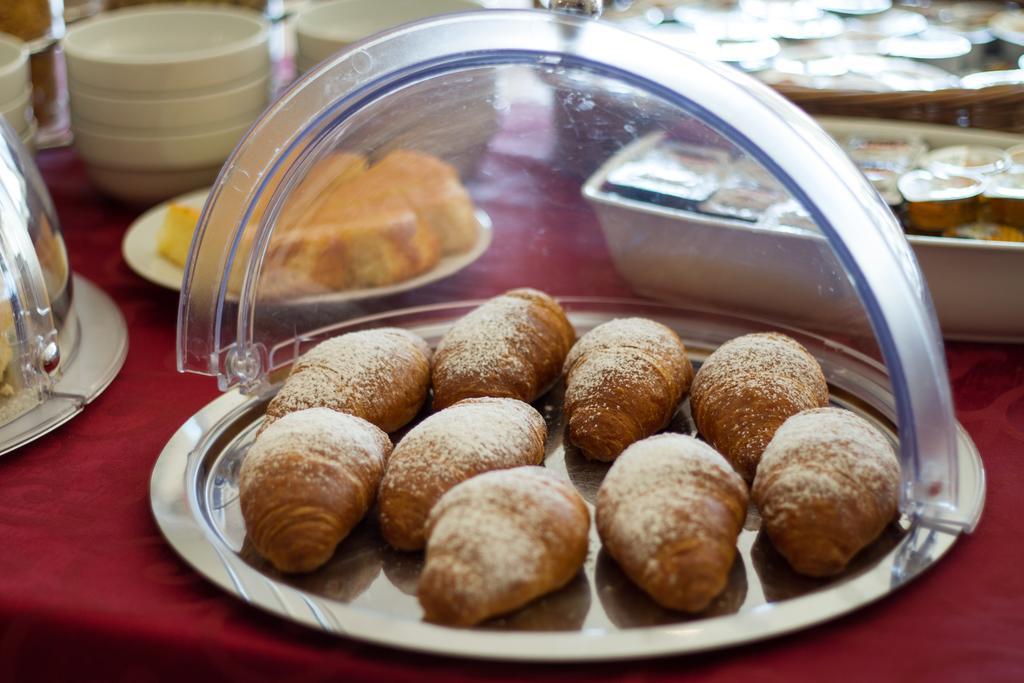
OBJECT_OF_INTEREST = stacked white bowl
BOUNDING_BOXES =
[0,33,36,152]
[64,5,271,205]
[295,0,484,74]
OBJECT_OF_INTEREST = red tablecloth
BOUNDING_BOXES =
[0,147,1022,682]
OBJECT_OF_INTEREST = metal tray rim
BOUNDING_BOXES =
[150,308,983,661]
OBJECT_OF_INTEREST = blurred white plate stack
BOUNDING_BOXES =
[0,33,36,153]
[63,5,272,205]
[295,0,484,74]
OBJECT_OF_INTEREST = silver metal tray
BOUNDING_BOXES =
[0,274,129,457]
[150,299,985,661]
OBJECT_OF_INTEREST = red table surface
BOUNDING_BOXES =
[0,147,1021,683]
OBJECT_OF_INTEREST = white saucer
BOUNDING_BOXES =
[121,188,495,300]
[122,187,208,291]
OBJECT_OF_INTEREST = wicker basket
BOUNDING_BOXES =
[772,82,1024,134]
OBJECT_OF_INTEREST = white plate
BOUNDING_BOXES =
[122,188,208,290]
[122,188,495,300]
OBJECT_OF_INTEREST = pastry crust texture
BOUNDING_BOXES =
[431,288,575,410]
[690,332,829,482]
[238,408,392,574]
[596,434,749,613]
[264,327,431,433]
[752,407,901,577]
[564,317,694,461]
[418,466,590,627]
[378,397,547,551]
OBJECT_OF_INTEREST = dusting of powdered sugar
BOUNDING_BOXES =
[431,290,572,405]
[421,466,589,610]
[690,332,829,479]
[692,333,827,407]
[265,327,429,425]
[564,317,690,385]
[239,408,391,492]
[378,397,548,548]
[596,434,748,573]
[752,407,901,517]
[566,348,665,409]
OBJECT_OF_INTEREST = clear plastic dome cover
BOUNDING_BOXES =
[0,118,72,432]
[178,10,979,532]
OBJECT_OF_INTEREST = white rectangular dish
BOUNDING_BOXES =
[582,117,1024,343]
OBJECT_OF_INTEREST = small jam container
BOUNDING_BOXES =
[942,222,1024,242]
[698,183,790,222]
[858,163,902,206]
[605,142,730,206]
[922,145,1012,179]
[898,170,985,234]
[982,172,1024,227]
[756,199,818,235]
[845,134,927,171]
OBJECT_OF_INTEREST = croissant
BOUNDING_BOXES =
[596,433,748,612]
[378,397,546,550]
[564,317,693,461]
[431,288,575,410]
[752,407,901,577]
[418,466,590,626]
[264,327,431,433]
[690,332,828,482]
[238,408,392,573]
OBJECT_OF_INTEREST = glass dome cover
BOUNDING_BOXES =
[177,9,979,533]
[0,118,71,438]
[0,119,126,456]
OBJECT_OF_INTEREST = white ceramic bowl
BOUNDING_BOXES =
[1,88,32,136]
[72,117,252,170]
[69,72,269,130]
[84,164,220,205]
[296,0,483,65]
[0,34,29,104]
[64,6,270,92]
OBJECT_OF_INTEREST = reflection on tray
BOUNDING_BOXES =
[241,515,384,604]
[751,523,906,603]
[596,549,747,628]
